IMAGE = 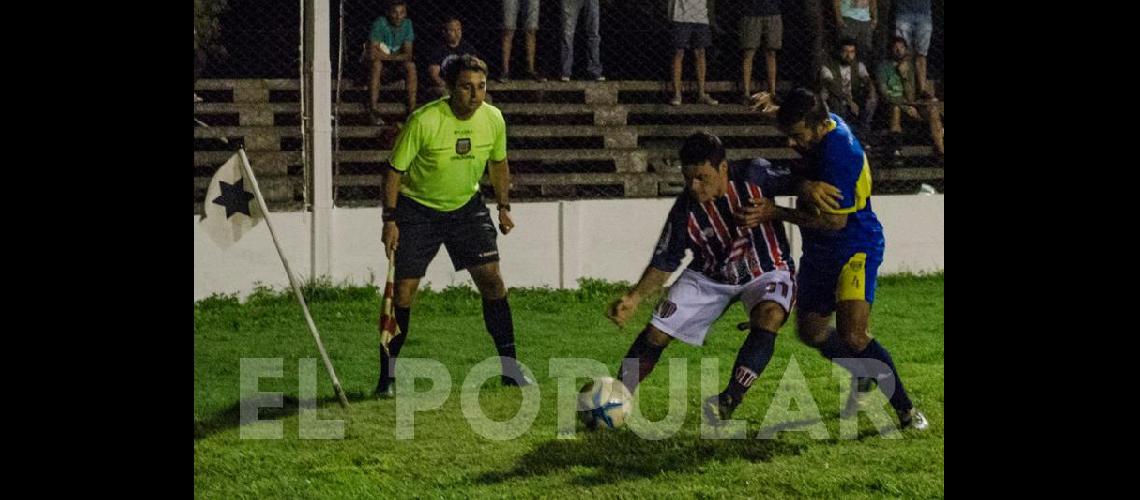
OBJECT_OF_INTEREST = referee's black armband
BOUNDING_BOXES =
[382,207,398,222]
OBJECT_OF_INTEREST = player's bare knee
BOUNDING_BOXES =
[841,330,872,353]
[749,301,787,332]
[795,317,829,346]
[645,325,673,347]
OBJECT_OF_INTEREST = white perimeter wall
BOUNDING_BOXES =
[194,195,943,301]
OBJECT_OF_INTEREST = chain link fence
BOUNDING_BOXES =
[194,0,943,212]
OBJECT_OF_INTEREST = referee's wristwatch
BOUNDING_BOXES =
[497,203,511,212]
[382,207,398,223]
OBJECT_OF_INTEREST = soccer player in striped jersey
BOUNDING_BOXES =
[606,131,840,425]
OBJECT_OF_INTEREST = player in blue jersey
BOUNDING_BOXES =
[744,88,928,430]
[605,131,840,424]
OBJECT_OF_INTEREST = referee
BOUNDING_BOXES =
[376,54,530,397]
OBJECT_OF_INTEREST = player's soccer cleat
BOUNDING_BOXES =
[841,376,878,418]
[898,408,929,431]
[501,373,535,386]
[374,377,395,399]
[702,394,737,427]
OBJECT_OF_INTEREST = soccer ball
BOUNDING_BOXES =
[577,377,632,430]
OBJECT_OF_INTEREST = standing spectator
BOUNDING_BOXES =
[367,0,417,125]
[559,0,605,82]
[876,36,943,156]
[669,0,718,106]
[500,0,545,82]
[894,0,932,96]
[739,0,782,104]
[820,37,877,135]
[423,17,480,102]
[834,0,876,60]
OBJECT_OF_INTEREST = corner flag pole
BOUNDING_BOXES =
[236,147,351,409]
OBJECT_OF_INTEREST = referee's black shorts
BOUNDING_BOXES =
[392,193,500,280]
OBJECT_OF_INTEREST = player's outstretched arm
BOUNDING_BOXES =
[606,266,671,329]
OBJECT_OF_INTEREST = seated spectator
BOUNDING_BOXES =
[820,37,877,135]
[876,36,943,157]
[834,0,876,60]
[366,0,417,125]
[894,0,933,97]
[669,0,718,106]
[423,17,480,102]
[739,0,782,103]
[559,0,604,81]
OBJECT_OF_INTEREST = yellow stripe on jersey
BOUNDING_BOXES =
[820,153,873,215]
[836,252,868,302]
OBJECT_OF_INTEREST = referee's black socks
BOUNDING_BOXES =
[482,296,523,379]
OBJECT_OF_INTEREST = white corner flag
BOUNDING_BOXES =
[198,148,351,409]
[200,152,263,249]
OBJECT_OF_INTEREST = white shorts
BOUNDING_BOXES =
[650,269,794,346]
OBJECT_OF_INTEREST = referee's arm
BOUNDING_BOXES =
[488,158,514,234]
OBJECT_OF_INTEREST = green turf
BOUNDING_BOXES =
[194,274,944,498]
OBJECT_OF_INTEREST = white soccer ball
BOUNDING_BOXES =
[577,376,632,430]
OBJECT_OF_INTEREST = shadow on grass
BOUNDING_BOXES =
[477,419,818,487]
[194,391,373,441]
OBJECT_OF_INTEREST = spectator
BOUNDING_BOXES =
[500,0,545,82]
[559,0,605,81]
[669,0,718,106]
[834,0,876,60]
[366,0,417,125]
[423,17,480,102]
[820,37,877,135]
[739,0,782,104]
[894,0,932,96]
[876,36,943,157]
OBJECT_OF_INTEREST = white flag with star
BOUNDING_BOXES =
[200,152,263,249]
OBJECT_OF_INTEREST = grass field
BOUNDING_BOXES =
[194,274,944,498]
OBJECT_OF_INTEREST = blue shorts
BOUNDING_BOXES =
[796,246,883,315]
[672,22,712,50]
[895,13,932,56]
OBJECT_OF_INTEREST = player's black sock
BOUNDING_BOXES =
[817,327,852,360]
[482,296,521,377]
[721,328,778,409]
[379,306,411,388]
[815,327,876,391]
[852,339,914,413]
[618,327,666,392]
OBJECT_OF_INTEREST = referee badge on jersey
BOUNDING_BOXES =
[456,137,471,155]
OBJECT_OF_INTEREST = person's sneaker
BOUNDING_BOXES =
[702,393,737,427]
[841,377,878,418]
[194,92,204,103]
[559,75,571,82]
[698,93,719,105]
[593,75,606,82]
[525,70,546,82]
[496,73,510,83]
[501,373,535,387]
[374,377,395,399]
[669,95,683,106]
[898,408,930,431]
